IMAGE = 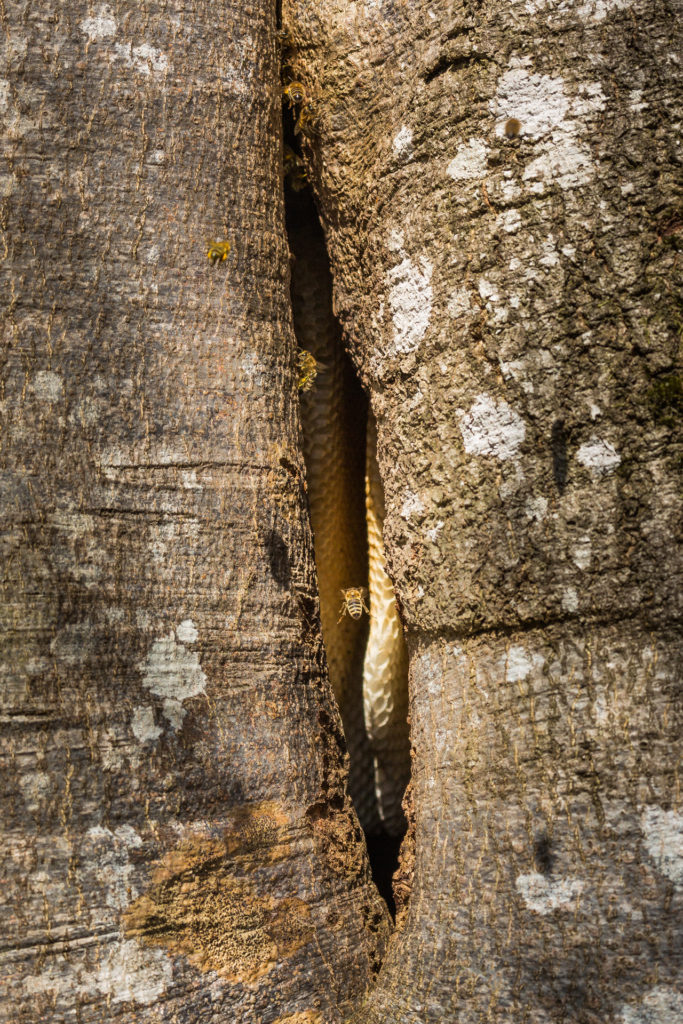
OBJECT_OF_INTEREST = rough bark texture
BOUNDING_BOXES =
[283,0,682,1021]
[0,3,389,1021]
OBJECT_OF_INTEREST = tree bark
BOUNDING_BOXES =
[284,0,682,1020]
[0,3,388,1021]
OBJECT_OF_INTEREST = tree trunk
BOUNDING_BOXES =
[3,0,681,1020]
[284,0,682,1021]
[0,3,388,1022]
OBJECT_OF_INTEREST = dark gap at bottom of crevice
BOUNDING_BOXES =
[283,122,408,920]
[365,832,403,919]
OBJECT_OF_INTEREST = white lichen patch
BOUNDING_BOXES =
[562,586,579,612]
[447,287,473,318]
[499,358,533,394]
[99,941,172,1004]
[85,824,143,910]
[387,255,434,354]
[426,521,444,542]
[175,619,198,644]
[478,278,501,304]
[639,806,683,887]
[572,539,592,570]
[113,42,169,76]
[576,437,621,476]
[24,819,171,1007]
[138,624,206,730]
[131,705,162,743]
[0,172,17,197]
[387,228,405,253]
[504,646,544,682]
[513,0,634,23]
[628,89,648,113]
[392,125,413,159]
[401,490,426,520]
[162,697,186,730]
[478,277,509,324]
[144,243,161,265]
[0,78,10,113]
[538,235,560,268]
[446,138,489,181]
[139,633,206,701]
[31,370,64,403]
[180,469,202,490]
[492,67,606,192]
[516,872,585,914]
[620,986,683,1024]
[457,394,526,461]
[524,496,548,522]
[80,5,118,41]
[18,771,51,812]
[593,693,610,726]
[496,208,522,234]
[523,139,594,193]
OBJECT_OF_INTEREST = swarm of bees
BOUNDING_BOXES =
[206,240,231,264]
[338,587,369,623]
[296,349,319,391]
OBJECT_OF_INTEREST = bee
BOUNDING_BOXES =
[206,240,231,264]
[284,145,308,191]
[504,117,521,138]
[338,587,369,623]
[282,80,319,137]
[277,26,295,52]
[294,104,320,138]
[296,349,319,391]
[283,81,307,108]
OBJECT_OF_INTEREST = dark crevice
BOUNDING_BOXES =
[282,101,408,920]
[365,833,403,917]
[551,419,569,491]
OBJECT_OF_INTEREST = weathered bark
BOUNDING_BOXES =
[0,3,389,1022]
[284,0,682,1020]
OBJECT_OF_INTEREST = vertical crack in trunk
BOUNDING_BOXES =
[284,146,410,915]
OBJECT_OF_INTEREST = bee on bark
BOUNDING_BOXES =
[283,81,306,108]
[282,80,319,137]
[295,103,320,137]
[338,587,369,623]
[206,240,231,264]
[296,349,319,391]
[277,26,295,52]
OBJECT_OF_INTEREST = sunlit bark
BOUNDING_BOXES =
[285,0,682,1020]
[0,3,387,1021]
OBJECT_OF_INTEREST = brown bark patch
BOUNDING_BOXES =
[123,802,313,983]
[273,1014,323,1024]
[392,780,415,930]
[305,797,366,881]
